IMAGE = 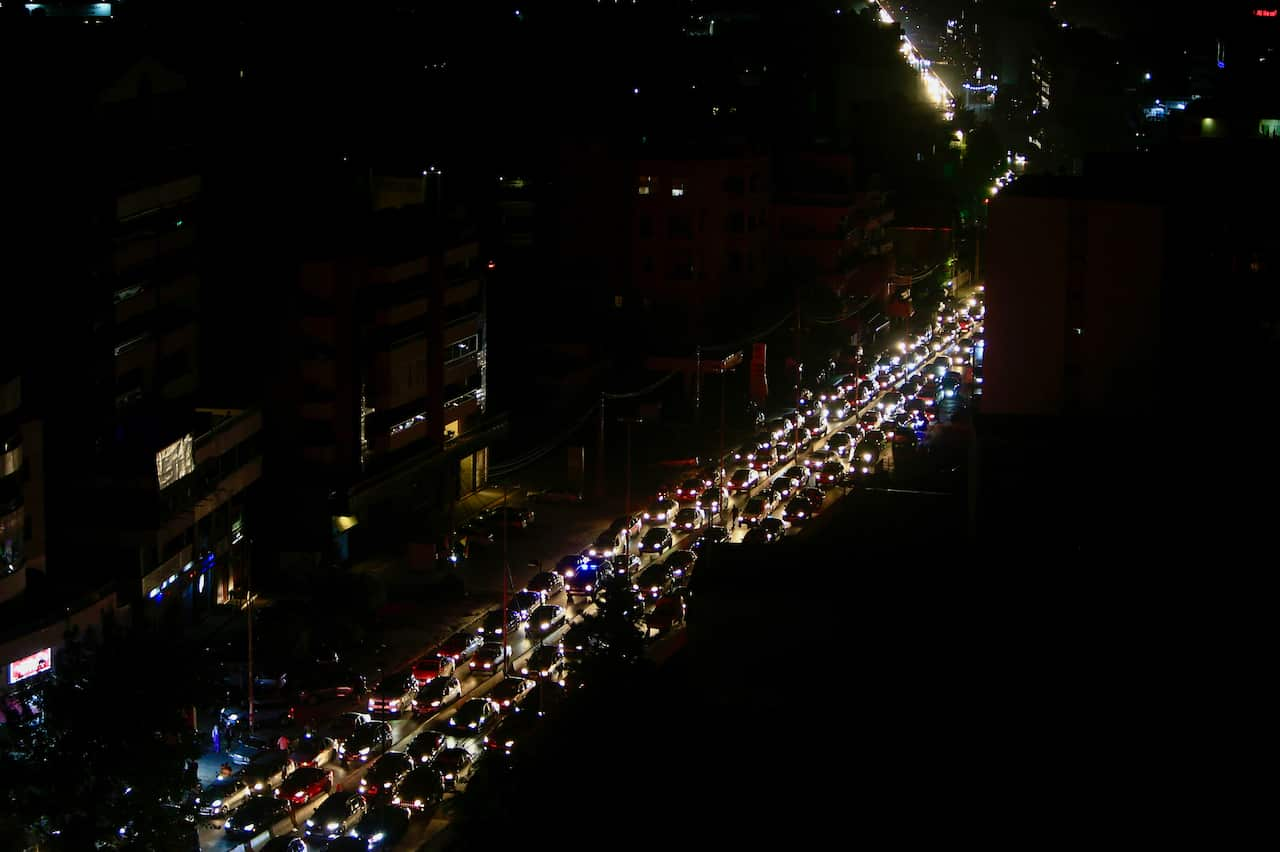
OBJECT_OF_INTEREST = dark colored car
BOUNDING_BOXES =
[195,772,253,818]
[242,750,297,795]
[478,506,535,529]
[480,606,525,638]
[521,644,567,681]
[527,604,567,640]
[525,570,565,596]
[405,730,448,766]
[340,721,393,767]
[223,795,290,839]
[274,767,333,807]
[358,752,414,801]
[367,673,419,718]
[259,835,308,852]
[470,642,511,674]
[782,497,817,524]
[742,526,771,545]
[391,767,445,811]
[663,550,697,583]
[303,791,367,842]
[289,735,338,770]
[433,748,477,789]
[588,528,624,558]
[490,676,536,712]
[564,556,614,600]
[634,563,677,600]
[640,527,673,554]
[289,663,367,705]
[691,525,730,551]
[354,805,413,848]
[483,708,541,758]
[435,631,482,663]
[449,698,500,733]
[321,712,373,752]
[645,594,687,633]
[509,590,546,619]
[760,517,787,540]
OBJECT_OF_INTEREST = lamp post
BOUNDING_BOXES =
[617,416,644,559]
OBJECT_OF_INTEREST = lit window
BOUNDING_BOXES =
[671,181,686,198]
[637,176,652,196]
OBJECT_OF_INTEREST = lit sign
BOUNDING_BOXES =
[9,648,52,684]
[1254,9,1277,17]
[155,434,194,490]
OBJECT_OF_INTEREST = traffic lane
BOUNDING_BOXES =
[462,499,621,593]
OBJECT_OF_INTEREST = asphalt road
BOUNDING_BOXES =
[197,320,977,851]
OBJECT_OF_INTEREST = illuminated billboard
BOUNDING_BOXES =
[155,434,194,490]
[8,648,52,684]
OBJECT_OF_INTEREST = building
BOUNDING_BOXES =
[271,170,497,561]
[630,142,771,330]
[974,139,1278,553]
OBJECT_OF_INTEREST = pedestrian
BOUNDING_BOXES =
[211,722,222,754]
[219,762,233,778]
[731,505,740,527]
[277,733,291,752]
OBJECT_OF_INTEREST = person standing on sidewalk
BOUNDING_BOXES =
[211,722,222,754]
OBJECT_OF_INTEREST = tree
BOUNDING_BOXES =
[0,624,205,851]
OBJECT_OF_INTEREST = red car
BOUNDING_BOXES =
[412,655,455,684]
[275,767,333,807]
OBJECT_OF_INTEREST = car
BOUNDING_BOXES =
[405,730,448,766]
[477,506,535,530]
[304,791,368,841]
[802,414,828,441]
[609,552,642,578]
[773,438,797,462]
[521,644,567,681]
[645,594,687,633]
[827,399,853,420]
[195,772,253,818]
[639,526,673,554]
[470,642,511,674]
[917,380,939,405]
[880,391,903,414]
[633,563,677,600]
[449,697,500,733]
[510,589,546,617]
[454,522,495,548]
[289,735,338,769]
[275,767,333,808]
[664,550,697,582]
[852,439,883,473]
[367,673,418,718]
[412,675,462,716]
[748,445,777,472]
[224,795,290,839]
[760,517,787,540]
[728,444,755,465]
[391,766,446,811]
[691,525,730,551]
[782,497,817,524]
[259,834,309,852]
[587,528,624,558]
[674,477,708,499]
[609,513,644,539]
[525,604,567,642]
[433,748,477,789]
[480,606,525,638]
[564,556,614,601]
[340,721,393,767]
[800,486,827,505]
[901,379,920,398]
[740,495,769,526]
[764,417,792,441]
[412,654,456,685]
[673,506,706,531]
[358,752,414,801]
[941,371,963,397]
[859,410,883,429]
[642,495,679,524]
[741,526,771,545]
[354,804,413,848]
[696,486,729,514]
[436,631,483,663]
[728,468,760,491]
[856,378,878,399]
[243,750,297,795]
[525,570,565,597]
[289,663,368,705]
[222,696,294,734]
[483,708,541,757]
[825,432,852,457]
[490,676,537,711]
[818,459,846,484]
[804,449,834,470]
[320,712,373,751]
[780,466,808,491]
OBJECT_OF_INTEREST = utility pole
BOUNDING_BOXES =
[596,393,606,499]
[694,346,702,427]
[618,416,644,557]
[244,540,255,734]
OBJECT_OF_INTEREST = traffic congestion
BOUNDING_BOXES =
[192,293,984,852]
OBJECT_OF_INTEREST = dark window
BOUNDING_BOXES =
[726,211,744,234]
[727,251,743,273]
[642,256,655,273]
[723,175,744,194]
[668,216,693,239]
[637,216,652,237]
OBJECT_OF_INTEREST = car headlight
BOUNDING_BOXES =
[243,823,255,833]
[359,746,371,755]
[327,822,340,831]
[253,782,264,791]
[389,699,399,708]
[415,799,424,807]
[306,819,316,827]
[210,799,223,809]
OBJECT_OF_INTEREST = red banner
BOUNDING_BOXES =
[750,343,768,404]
